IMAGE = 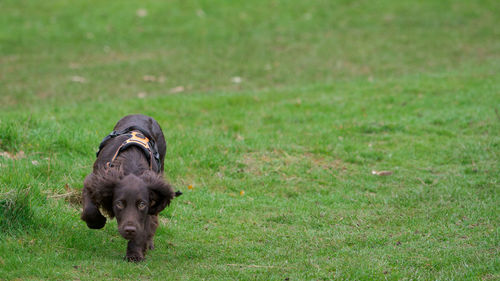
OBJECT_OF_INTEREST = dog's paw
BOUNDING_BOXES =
[147,240,155,251]
[85,216,106,229]
[125,253,145,262]
[81,208,107,229]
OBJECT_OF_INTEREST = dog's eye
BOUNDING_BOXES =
[115,201,124,209]
[137,201,146,210]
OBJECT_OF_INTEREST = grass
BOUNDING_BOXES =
[0,0,499,280]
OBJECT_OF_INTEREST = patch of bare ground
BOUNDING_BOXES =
[45,184,82,207]
[240,150,348,177]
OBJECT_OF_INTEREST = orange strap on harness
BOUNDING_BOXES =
[107,131,155,170]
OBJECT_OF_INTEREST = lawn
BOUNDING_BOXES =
[0,0,499,280]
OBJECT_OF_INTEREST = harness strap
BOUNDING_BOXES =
[97,127,161,172]
[108,131,154,169]
[96,126,156,157]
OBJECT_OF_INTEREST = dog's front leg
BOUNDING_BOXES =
[81,187,107,229]
[125,236,147,262]
[146,215,159,250]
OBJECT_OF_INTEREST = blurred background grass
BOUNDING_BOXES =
[1,0,499,107]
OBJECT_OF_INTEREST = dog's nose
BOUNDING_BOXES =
[124,226,137,236]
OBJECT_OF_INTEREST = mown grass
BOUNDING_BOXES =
[1,0,499,280]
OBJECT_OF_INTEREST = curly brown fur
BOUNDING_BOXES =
[141,170,175,215]
[83,168,123,218]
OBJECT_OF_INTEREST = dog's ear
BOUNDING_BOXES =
[141,171,175,215]
[84,170,121,217]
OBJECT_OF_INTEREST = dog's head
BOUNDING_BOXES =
[84,170,175,240]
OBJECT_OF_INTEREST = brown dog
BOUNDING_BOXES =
[81,114,180,262]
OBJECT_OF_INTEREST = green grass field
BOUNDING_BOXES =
[1,0,499,280]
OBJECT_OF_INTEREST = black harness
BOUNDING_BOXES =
[96,126,161,173]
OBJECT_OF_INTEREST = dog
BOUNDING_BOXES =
[81,114,181,262]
